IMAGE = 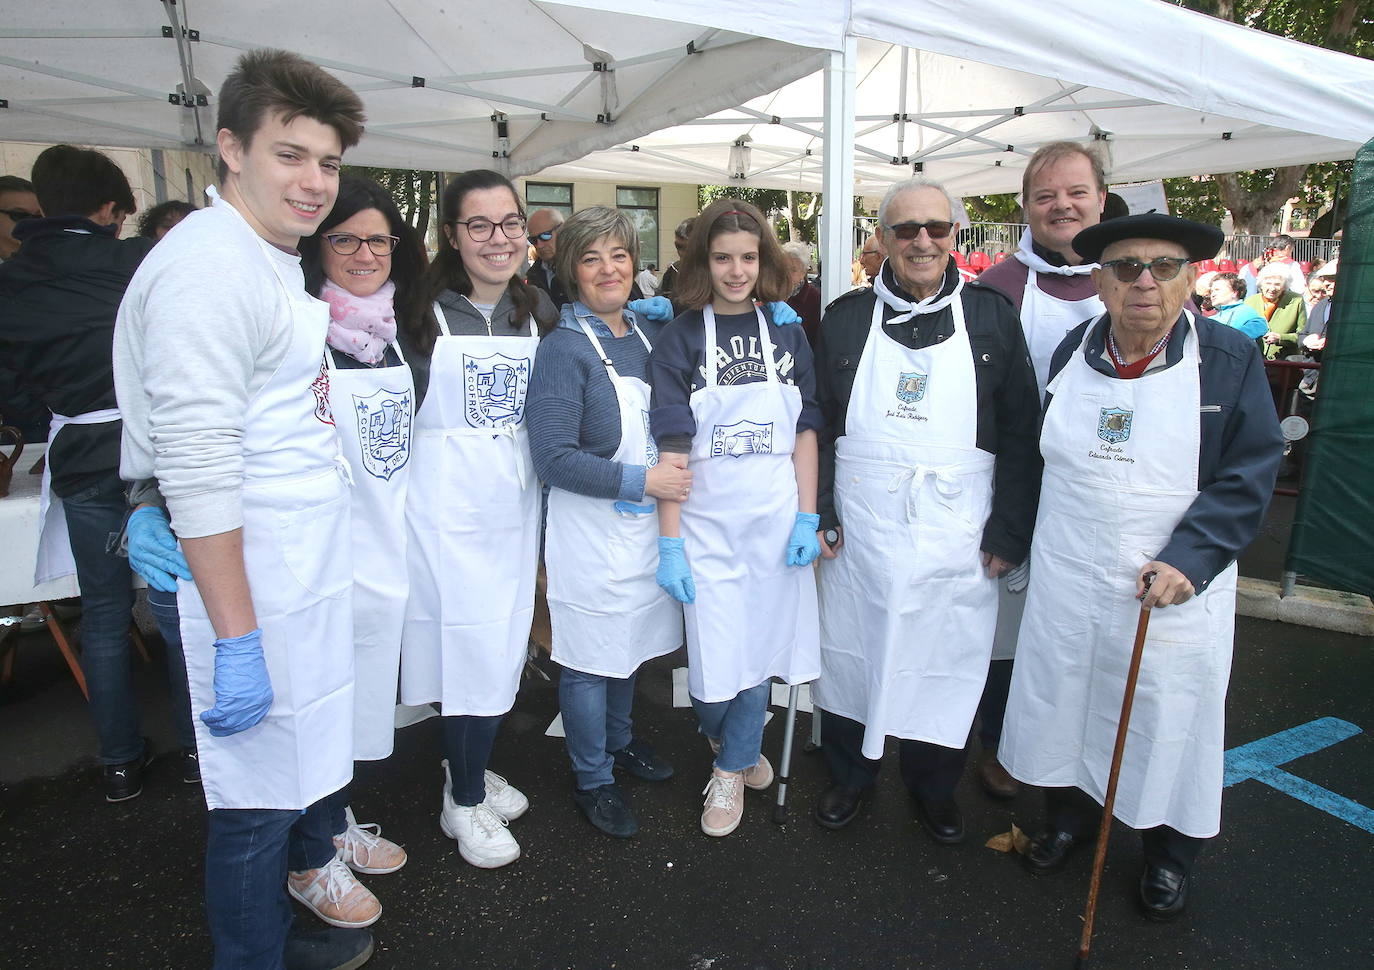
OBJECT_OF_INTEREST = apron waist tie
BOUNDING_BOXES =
[493,423,527,489]
[887,465,963,522]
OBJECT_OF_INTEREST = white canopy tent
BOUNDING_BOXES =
[1,1,1370,300]
[0,1,826,176]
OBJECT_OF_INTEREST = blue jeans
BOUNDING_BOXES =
[558,665,635,790]
[691,681,770,773]
[145,586,201,752]
[205,797,338,970]
[61,474,140,764]
[442,714,503,806]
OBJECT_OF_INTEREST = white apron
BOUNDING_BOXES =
[34,407,121,584]
[814,286,998,759]
[991,249,1104,661]
[400,300,540,715]
[680,306,819,703]
[999,313,1235,838]
[326,343,414,761]
[546,319,683,677]
[177,217,355,812]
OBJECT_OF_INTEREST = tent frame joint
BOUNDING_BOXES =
[411,76,425,88]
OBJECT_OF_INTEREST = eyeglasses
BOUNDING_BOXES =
[884,220,955,241]
[528,229,556,243]
[1099,257,1190,283]
[324,233,399,256]
[450,215,526,242]
[0,207,39,223]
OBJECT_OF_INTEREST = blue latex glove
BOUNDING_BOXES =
[765,301,801,326]
[787,512,821,567]
[656,536,696,604]
[614,500,656,516]
[125,506,192,593]
[199,629,274,738]
[627,296,674,322]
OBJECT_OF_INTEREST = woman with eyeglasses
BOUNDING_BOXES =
[259,174,428,930]
[399,170,557,870]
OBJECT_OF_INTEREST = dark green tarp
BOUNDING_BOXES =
[1287,137,1374,598]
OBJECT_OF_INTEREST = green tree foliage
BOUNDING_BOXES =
[698,185,822,243]
[1165,1,1370,234]
[343,166,444,241]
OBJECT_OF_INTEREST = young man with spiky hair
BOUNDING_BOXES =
[115,49,374,970]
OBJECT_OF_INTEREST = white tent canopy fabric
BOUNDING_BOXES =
[1,1,1369,195]
[0,1,824,177]
[538,2,1374,195]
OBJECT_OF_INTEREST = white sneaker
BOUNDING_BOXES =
[707,738,774,791]
[440,760,529,821]
[334,805,407,875]
[483,770,529,821]
[287,854,381,928]
[439,799,521,868]
[701,767,745,837]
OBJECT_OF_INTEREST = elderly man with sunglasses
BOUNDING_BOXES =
[810,177,1040,843]
[999,213,1282,921]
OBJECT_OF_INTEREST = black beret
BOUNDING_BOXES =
[1072,212,1224,263]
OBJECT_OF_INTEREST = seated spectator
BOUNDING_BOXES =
[1208,273,1267,341]
[1194,269,1219,314]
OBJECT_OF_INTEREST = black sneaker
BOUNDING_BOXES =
[104,740,153,803]
[283,926,374,970]
[181,748,201,785]
[610,737,674,782]
[572,783,639,838]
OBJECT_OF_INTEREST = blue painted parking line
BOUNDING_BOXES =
[1224,717,1374,834]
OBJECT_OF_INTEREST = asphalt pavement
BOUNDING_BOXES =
[1,613,1371,969]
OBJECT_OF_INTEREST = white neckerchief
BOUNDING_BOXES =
[1012,230,1096,277]
[871,264,962,325]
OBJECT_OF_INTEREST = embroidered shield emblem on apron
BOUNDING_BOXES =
[463,353,529,428]
[352,387,413,481]
[1097,406,1133,444]
[896,371,928,403]
[710,419,774,458]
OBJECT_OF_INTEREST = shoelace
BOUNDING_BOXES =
[702,772,741,811]
[337,819,385,868]
[485,769,512,794]
[321,857,359,905]
[470,803,510,838]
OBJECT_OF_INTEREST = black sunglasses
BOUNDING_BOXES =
[1099,257,1190,283]
[0,207,39,223]
[885,220,955,241]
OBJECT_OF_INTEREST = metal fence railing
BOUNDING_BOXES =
[1223,234,1339,267]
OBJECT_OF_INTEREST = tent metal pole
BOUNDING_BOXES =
[820,36,857,308]
[896,48,909,162]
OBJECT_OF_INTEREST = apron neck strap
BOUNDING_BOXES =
[432,301,453,338]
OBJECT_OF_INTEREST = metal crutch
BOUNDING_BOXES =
[772,681,804,824]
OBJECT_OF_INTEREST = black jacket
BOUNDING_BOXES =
[814,261,1041,564]
[0,217,154,496]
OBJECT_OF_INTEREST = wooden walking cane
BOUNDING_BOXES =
[1075,575,1155,969]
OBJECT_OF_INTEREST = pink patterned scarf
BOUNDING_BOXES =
[322,279,397,364]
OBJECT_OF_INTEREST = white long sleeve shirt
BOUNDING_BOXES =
[114,193,299,538]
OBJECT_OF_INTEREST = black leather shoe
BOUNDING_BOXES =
[1139,864,1188,921]
[573,783,639,838]
[284,926,374,970]
[103,739,153,803]
[913,794,964,844]
[610,738,674,782]
[814,784,867,829]
[1023,828,1079,874]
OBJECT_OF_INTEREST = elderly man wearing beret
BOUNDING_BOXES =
[998,213,1283,921]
